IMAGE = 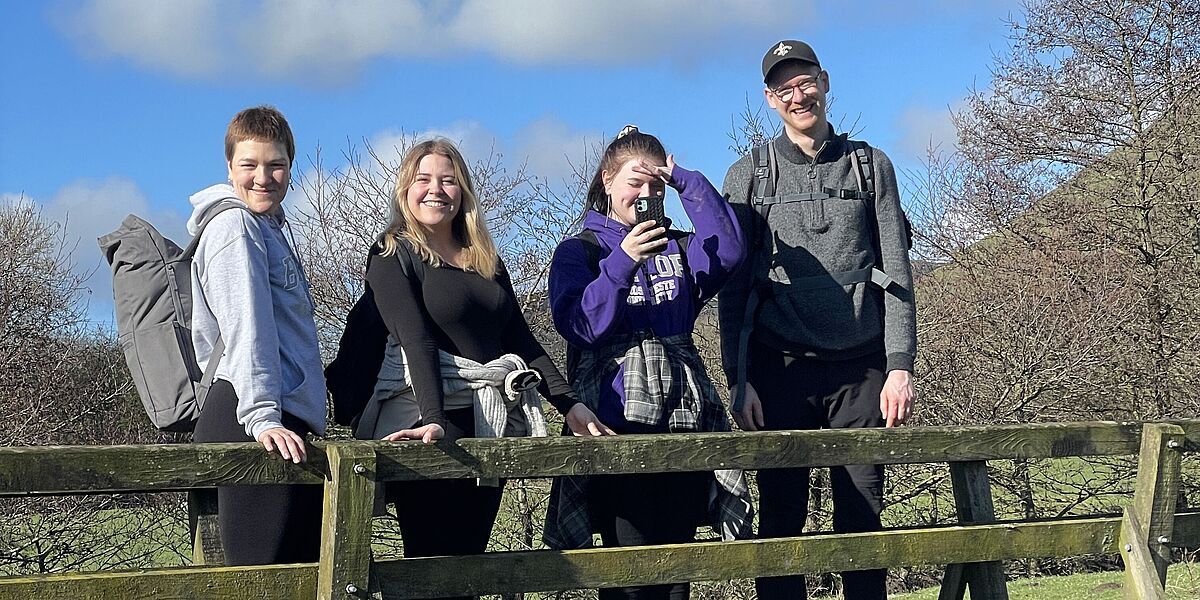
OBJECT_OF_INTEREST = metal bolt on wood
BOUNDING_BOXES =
[346,583,359,594]
[1158,535,1170,545]
[1125,543,1133,552]
[353,463,367,475]
[1167,439,1181,449]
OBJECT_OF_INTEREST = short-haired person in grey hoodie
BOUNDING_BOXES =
[189,106,327,565]
[717,41,917,599]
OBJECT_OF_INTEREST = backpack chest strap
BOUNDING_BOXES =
[754,188,873,206]
[761,265,898,294]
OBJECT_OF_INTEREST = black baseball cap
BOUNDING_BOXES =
[762,39,821,83]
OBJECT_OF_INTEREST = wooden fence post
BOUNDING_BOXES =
[939,460,1009,600]
[1120,423,1184,599]
[187,488,224,565]
[317,443,376,600]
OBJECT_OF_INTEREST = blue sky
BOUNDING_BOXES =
[0,0,1018,323]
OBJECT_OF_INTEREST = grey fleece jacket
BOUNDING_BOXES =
[717,130,916,379]
[188,184,327,439]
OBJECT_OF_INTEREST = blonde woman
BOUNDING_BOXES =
[356,139,578,586]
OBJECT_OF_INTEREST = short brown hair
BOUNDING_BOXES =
[224,105,296,163]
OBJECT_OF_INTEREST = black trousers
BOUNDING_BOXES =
[749,341,888,600]
[192,379,323,565]
[589,470,709,600]
[386,407,505,600]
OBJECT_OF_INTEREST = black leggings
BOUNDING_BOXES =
[192,379,323,565]
[588,470,709,600]
[386,408,505,600]
[749,343,888,600]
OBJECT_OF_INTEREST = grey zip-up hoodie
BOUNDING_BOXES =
[188,184,327,439]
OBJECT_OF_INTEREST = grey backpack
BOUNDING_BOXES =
[98,203,247,432]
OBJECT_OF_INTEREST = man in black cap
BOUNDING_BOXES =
[718,39,917,599]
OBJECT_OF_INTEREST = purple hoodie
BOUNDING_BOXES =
[548,166,745,427]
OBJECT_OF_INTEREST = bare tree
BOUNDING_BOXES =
[912,0,1200,426]
[0,201,187,575]
[903,0,1200,580]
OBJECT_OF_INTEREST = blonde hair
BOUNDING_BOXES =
[379,139,499,279]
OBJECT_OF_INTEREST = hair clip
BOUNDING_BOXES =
[617,124,639,139]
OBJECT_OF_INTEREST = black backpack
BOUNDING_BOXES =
[325,246,418,426]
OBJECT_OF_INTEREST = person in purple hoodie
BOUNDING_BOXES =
[543,126,753,600]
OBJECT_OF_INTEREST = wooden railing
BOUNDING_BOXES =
[1,421,1197,599]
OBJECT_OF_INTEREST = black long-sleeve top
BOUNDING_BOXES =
[365,244,578,431]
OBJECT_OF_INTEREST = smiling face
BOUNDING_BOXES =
[226,139,290,214]
[603,156,665,227]
[404,153,462,235]
[764,65,830,139]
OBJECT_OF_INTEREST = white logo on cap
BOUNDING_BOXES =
[773,43,792,56]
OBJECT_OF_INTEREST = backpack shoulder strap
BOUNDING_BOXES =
[849,139,913,251]
[564,229,604,383]
[848,139,887,275]
[666,229,692,276]
[849,140,876,201]
[576,229,603,274]
[180,201,250,408]
[731,144,778,408]
[384,237,425,283]
[749,141,776,208]
[180,202,250,261]
[396,241,417,279]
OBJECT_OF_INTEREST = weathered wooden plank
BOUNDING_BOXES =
[370,421,1199,482]
[942,461,1009,600]
[0,563,316,599]
[187,488,224,565]
[4,512,1198,599]
[1121,508,1165,600]
[2,420,1197,494]
[1130,423,1185,585]
[0,442,327,495]
[374,513,1200,599]
[317,445,376,600]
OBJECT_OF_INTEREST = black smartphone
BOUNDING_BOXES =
[635,177,667,224]
[634,193,668,252]
[634,195,665,227]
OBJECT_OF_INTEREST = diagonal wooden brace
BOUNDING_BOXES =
[1121,423,1185,599]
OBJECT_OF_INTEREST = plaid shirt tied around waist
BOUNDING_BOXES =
[543,332,754,549]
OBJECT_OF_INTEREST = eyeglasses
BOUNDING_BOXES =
[770,74,822,102]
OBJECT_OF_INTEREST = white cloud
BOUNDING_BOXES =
[894,100,965,161]
[237,0,429,84]
[362,118,598,184]
[60,0,224,77]
[449,0,794,65]
[512,116,601,186]
[59,0,804,83]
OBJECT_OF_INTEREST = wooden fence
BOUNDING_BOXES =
[0,420,1197,599]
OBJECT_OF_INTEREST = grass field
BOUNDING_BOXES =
[892,566,1200,600]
